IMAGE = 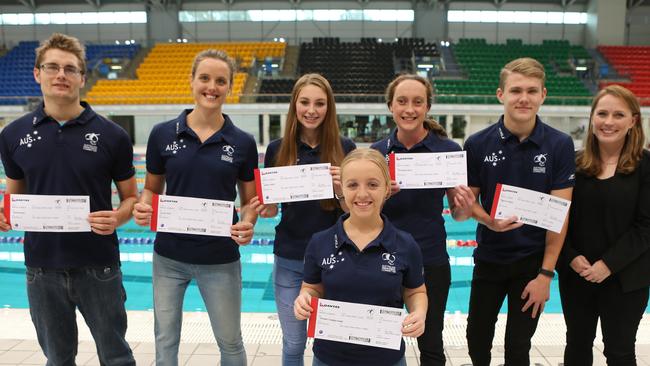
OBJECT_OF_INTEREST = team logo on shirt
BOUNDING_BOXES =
[221,145,235,163]
[484,150,506,167]
[19,130,42,148]
[533,153,547,173]
[322,251,345,269]
[381,252,396,273]
[321,234,345,269]
[83,132,100,152]
[165,139,187,155]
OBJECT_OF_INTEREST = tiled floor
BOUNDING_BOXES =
[2,340,650,366]
[0,309,648,365]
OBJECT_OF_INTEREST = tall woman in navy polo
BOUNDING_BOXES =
[250,74,355,366]
[370,74,475,366]
[294,148,427,366]
[133,50,258,366]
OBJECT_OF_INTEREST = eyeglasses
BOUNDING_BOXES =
[39,63,84,77]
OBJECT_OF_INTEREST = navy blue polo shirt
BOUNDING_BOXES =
[303,214,424,366]
[146,110,258,265]
[0,102,135,268]
[464,116,575,263]
[371,129,461,266]
[264,137,356,260]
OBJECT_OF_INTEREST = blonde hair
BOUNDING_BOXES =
[341,148,391,200]
[498,57,546,90]
[385,74,447,137]
[35,33,86,74]
[577,85,644,176]
[190,49,237,87]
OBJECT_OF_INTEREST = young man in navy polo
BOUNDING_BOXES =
[463,57,575,365]
[0,33,137,365]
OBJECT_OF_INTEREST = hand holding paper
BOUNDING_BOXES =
[307,297,405,350]
[150,194,234,237]
[3,194,91,232]
[490,183,571,233]
[389,151,467,189]
[254,163,334,204]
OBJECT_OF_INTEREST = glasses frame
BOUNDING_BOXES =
[38,63,85,77]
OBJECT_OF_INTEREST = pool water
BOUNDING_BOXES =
[0,154,570,314]
[0,214,566,314]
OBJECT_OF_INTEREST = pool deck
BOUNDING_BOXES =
[0,309,648,365]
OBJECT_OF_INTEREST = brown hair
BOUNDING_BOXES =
[498,57,546,90]
[385,74,447,137]
[341,148,391,200]
[577,85,644,176]
[275,73,346,211]
[35,33,86,74]
[191,49,237,87]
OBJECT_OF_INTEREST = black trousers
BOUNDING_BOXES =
[417,262,451,366]
[466,253,543,366]
[559,270,649,366]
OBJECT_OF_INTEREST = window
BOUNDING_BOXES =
[0,11,147,25]
[179,9,414,23]
[447,10,587,24]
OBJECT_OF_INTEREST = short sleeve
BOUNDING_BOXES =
[464,137,481,188]
[111,127,135,182]
[552,136,576,190]
[264,140,279,168]
[370,138,387,155]
[145,124,165,175]
[0,130,24,180]
[238,137,258,182]
[302,236,323,284]
[402,235,424,289]
[342,137,357,154]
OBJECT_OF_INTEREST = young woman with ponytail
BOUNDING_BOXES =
[370,74,475,366]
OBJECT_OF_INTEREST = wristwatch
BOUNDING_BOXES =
[538,268,555,279]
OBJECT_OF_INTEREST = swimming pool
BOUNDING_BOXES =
[0,213,567,314]
[0,154,569,314]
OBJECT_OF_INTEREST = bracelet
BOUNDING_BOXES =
[538,268,555,279]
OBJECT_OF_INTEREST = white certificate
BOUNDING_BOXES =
[490,183,571,233]
[254,163,333,204]
[151,194,234,237]
[389,151,467,189]
[3,194,91,232]
[307,297,405,351]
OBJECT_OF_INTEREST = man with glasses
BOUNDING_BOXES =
[0,33,137,365]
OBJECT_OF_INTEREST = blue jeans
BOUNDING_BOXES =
[153,252,246,366]
[274,256,307,366]
[26,265,135,366]
[312,355,407,366]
